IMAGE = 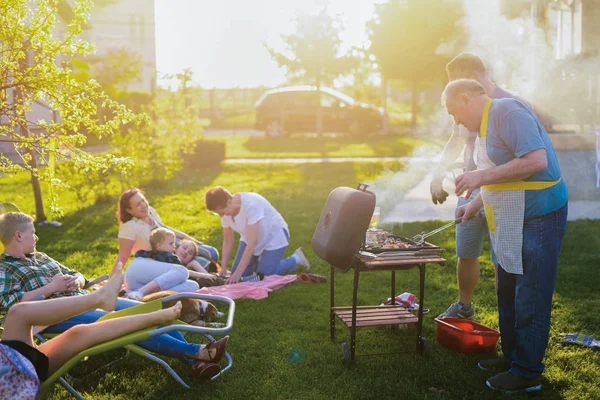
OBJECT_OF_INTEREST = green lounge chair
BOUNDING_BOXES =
[0,202,20,214]
[40,293,235,399]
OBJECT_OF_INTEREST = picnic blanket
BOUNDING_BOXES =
[196,274,297,300]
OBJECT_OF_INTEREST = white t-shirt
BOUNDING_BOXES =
[117,207,163,255]
[221,193,289,255]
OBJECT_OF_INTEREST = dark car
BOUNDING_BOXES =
[254,86,385,136]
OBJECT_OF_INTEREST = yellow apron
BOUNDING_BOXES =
[475,99,560,275]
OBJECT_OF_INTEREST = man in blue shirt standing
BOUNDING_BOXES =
[431,53,532,320]
[442,79,568,393]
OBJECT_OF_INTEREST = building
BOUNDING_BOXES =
[84,0,157,93]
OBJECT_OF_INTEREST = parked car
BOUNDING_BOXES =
[254,86,386,136]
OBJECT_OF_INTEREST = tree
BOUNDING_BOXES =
[337,46,383,106]
[266,8,356,134]
[368,0,465,133]
[109,69,205,187]
[0,0,143,220]
[72,48,143,99]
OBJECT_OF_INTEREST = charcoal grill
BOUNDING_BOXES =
[312,183,446,362]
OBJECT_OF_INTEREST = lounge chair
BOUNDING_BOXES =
[39,293,235,399]
[0,202,20,214]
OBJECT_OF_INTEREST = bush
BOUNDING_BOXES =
[182,140,226,169]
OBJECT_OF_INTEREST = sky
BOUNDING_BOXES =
[154,0,377,88]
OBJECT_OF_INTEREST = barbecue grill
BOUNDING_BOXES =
[312,183,446,362]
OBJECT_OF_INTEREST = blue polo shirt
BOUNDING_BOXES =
[463,86,531,171]
[486,98,568,219]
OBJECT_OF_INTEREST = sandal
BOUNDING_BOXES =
[200,335,229,363]
[191,360,221,380]
[297,273,311,283]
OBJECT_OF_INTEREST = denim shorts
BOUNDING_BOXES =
[455,189,488,259]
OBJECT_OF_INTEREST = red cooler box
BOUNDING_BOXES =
[312,183,376,271]
[434,317,500,353]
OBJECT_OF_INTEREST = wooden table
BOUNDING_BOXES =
[330,253,446,362]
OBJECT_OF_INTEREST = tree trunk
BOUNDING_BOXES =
[411,79,418,136]
[28,150,47,222]
[16,42,47,222]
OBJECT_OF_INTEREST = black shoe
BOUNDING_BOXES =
[486,371,542,394]
[478,357,511,371]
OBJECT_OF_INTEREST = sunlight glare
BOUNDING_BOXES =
[155,0,376,88]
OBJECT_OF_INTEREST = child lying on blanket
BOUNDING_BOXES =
[0,265,183,399]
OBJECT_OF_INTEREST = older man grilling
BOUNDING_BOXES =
[442,79,568,394]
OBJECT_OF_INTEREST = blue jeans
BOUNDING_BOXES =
[496,203,567,378]
[43,298,200,359]
[231,229,297,277]
[197,243,219,261]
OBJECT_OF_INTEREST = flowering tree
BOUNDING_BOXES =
[0,0,143,220]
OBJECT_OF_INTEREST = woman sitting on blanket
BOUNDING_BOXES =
[204,186,311,284]
[125,228,217,299]
[0,266,187,398]
[115,188,219,272]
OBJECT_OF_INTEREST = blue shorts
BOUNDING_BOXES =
[455,189,488,259]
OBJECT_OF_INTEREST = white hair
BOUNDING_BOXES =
[441,78,486,107]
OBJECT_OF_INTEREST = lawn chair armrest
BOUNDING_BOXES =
[149,293,235,337]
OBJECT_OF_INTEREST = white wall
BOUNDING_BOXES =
[84,0,157,93]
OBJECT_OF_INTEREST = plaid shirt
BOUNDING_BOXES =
[0,252,87,314]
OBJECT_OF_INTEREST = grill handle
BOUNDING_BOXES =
[356,182,369,192]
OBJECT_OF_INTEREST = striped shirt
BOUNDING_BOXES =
[0,252,87,314]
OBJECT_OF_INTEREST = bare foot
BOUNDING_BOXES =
[97,263,124,311]
[152,301,182,325]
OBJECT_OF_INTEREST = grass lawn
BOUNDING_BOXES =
[209,135,441,159]
[2,162,599,400]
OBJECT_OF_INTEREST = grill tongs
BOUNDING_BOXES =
[413,218,462,246]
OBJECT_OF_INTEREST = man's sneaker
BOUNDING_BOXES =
[437,302,475,319]
[240,273,264,283]
[293,247,311,273]
[486,371,542,394]
[478,358,511,371]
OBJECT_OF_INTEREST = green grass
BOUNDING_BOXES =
[211,135,439,159]
[2,162,599,400]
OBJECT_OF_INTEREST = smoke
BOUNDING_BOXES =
[461,0,554,100]
[368,1,599,225]
[365,144,446,224]
[461,0,599,127]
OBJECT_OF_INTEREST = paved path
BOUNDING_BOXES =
[380,173,600,223]
[379,150,600,222]
[224,155,440,164]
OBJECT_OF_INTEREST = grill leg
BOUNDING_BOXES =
[330,265,335,340]
[417,264,426,354]
[350,264,360,361]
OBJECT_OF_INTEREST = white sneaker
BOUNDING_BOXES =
[293,247,311,273]
[127,290,144,301]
